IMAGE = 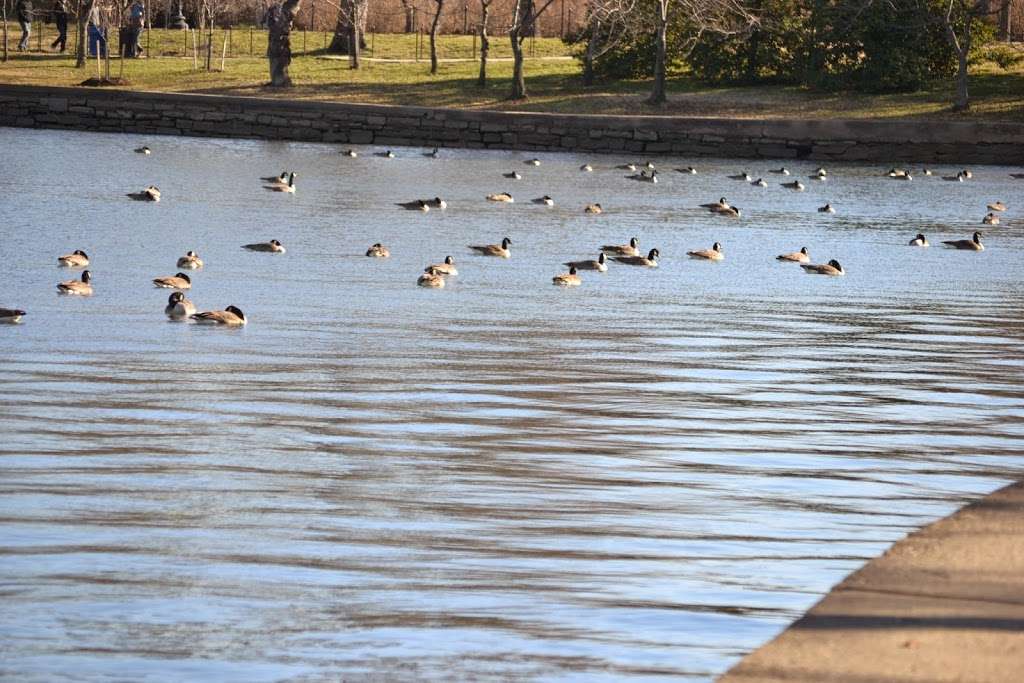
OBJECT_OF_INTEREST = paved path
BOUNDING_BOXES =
[720,480,1024,683]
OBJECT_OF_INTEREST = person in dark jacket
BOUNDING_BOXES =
[50,0,68,52]
[17,0,33,51]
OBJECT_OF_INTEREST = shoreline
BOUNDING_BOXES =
[3,84,1023,163]
[719,480,1024,683]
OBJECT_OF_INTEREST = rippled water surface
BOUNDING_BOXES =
[1,127,1023,681]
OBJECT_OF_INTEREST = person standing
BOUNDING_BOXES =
[16,0,33,51]
[127,0,145,57]
[50,0,68,52]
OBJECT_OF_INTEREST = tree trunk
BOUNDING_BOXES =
[582,18,598,86]
[430,0,444,74]
[998,0,1011,40]
[75,0,93,67]
[266,0,302,87]
[477,0,490,86]
[401,0,415,32]
[647,2,667,105]
[509,32,526,98]
[350,0,360,68]
[329,0,366,55]
[945,11,972,112]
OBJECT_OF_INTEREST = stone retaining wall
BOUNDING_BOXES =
[1,85,1022,163]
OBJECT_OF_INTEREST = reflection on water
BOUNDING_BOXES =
[1,127,1022,681]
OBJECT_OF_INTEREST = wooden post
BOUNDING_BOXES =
[302,28,306,54]
[560,0,564,38]
[37,18,42,51]
[220,30,227,70]
[472,31,475,60]
[2,0,8,63]
[227,25,231,57]
[249,25,252,55]
[184,26,188,55]
[191,28,197,69]
[146,3,150,56]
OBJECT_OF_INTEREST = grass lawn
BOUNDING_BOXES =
[1,26,1022,121]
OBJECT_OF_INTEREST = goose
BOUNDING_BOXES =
[164,291,196,321]
[343,149,358,157]
[425,147,440,158]
[57,270,92,295]
[782,180,805,191]
[243,239,286,253]
[644,161,656,169]
[153,272,192,290]
[1010,173,1024,179]
[960,169,973,179]
[751,178,767,187]
[176,251,204,269]
[629,170,658,183]
[814,167,827,177]
[687,242,724,261]
[365,243,390,258]
[943,232,984,250]
[729,172,752,181]
[552,266,582,287]
[801,259,844,275]
[58,249,89,267]
[135,146,151,155]
[700,197,730,210]
[264,172,296,193]
[601,237,639,256]
[612,248,659,267]
[810,171,827,181]
[417,272,446,288]
[261,172,289,184]
[710,205,742,218]
[892,171,913,181]
[0,308,26,323]
[580,164,593,172]
[676,166,698,174]
[504,171,522,180]
[909,233,929,247]
[376,150,396,158]
[398,199,430,211]
[617,163,637,171]
[532,195,554,206]
[982,213,1000,225]
[127,185,161,201]
[469,237,512,258]
[564,252,608,272]
[191,306,246,326]
[818,203,836,213]
[943,173,964,182]
[584,203,603,214]
[770,167,790,175]
[987,202,1007,212]
[427,197,447,209]
[425,255,457,276]
[526,158,541,166]
[923,168,933,176]
[776,247,810,263]
[486,192,514,203]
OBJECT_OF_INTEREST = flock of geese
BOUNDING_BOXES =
[0,146,1015,325]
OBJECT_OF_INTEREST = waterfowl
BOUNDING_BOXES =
[782,180,805,191]
[164,291,196,321]
[612,248,659,267]
[426,147,440,158]
[532,195,554,206]
[486,192,514,203]
[191,306,246,326]
[601,237,639,256]
[710,205,742,218]
[818,203,835,213]
[580,164,593,172]
[700,197,730,211]
[0,308,26,323]
[153,272,192,289]
[564,252,608,272]
[751,178,767,187]
[982,213,1000,225]
[943,173,964,182]
[365,243,390,258]
[417,272,446,288]
[987,202,1007,212]
[343,149,358,157]
[776,246,810,263]
[135,146,151,155]
[584,203,603,214]
[504,171,522,180]
[960,169,973,179]
[909,233,929,247]
[377,150,396,158]
[243,239,286,253]
[1011,173,1024,179]
[892,172,913,181]
[526,158,541,166]
[644,161,656,169]
[57,270,93,295]
[814,167,827,177]
[617,163,637,171]
[552,266,582,287]
[770,167,790,175]
[425,255,457,276]
[687,242,724,261]
[261,172,289,184]
[427,197,447,209]
[398,199,430,211]
[923,168,933,176]
[469,237,512,258]
[127,185,161,201]
[811,171,827,181]
[176,251,204,269]
[264,172,296,193]
[943,231,984,250]
[801,259,844,275]
[58,249,89,267]
[729,172,752,181]
[629,170,658,183]
[676,166,698,174]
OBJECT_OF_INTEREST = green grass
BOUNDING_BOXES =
[1,25,1022,121]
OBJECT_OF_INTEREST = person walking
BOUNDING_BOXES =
[127,0,145,57]
[16,0,33,51]
[50,0,68,52]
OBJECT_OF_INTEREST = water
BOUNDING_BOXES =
[1,127,1022,681]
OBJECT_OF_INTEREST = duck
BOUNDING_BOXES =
[782,180,805,191]
[612,248,659,267]
[504,171,522,180]
[923,168,933,176]
[584,203,603,214]
[152,272,192,290]
[943,173,964,182]
[127,185,161,201]
[629,170,658,183]
[943,231,984,250]
[164,291,196,321]
[243,239,286,253]
[676,166,698,174]
[564,252,608,272]
[617,163,637,171]
[687,242,724,261]
[960,169,973,179]
[526,158,541,166]
[700,197,730,211]
[751,178,767,187]
[425,147,440,158]
[57,270,93,295]
[261,171,289,184]
[376,150,396,158]
[644,161,656,169]
[191,306,247,326]
[365,243,390,258]
[770,167,790,175]
[486,192,514,203]
[0,308,26,323]
[814,167,827,178]
[343,149,358,157]
[425,255,457,276]
[468,237,512,258]
[532,195,554,206]
[601,237,639,256]
[892,172,913,181]
[801,259,844,275]
[909,233,929,247]
[176,251,204,269]
[580,164,593,172]
[427,197,447,209]
[776,247,810,263]
[264,172,296,193]
[818,203,836,213]
[398,199,431,211]
[987,201,1007,212]
[729,172,752,181]
[552,266,582,287]
[58,249,89,267]
[710,205,742,218]
[983,213,1000,225]
[135,146,151,155]
[417,272,446,288]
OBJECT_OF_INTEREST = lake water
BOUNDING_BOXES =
[1,126,1022,681]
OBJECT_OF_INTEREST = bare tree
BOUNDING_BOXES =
[508,0,557,98]
[329,0,367,63]
[266,0,302,86]
[429,0,445,73]
[579,0,637,86]
[400,0,414,32]
[477,0,493,86]
[74,0,96,67]
[939,0,1011,110]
